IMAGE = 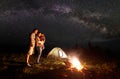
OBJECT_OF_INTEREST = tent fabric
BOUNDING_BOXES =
[47,47,68,58]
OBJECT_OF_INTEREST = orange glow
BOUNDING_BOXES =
[68,56,83,71]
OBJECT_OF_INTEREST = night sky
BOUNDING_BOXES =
[0,0,120,51]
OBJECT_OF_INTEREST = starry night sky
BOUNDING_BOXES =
[0,0,120,50]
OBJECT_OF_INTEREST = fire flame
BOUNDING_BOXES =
[68,56,83,71]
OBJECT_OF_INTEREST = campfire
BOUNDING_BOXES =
[68,56,83,71]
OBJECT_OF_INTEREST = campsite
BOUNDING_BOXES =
[0,46,120,79]
[0,0,120,79]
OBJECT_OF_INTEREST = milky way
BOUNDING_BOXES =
[0,0,120,46]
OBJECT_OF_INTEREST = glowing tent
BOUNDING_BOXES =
[47,47,68,58]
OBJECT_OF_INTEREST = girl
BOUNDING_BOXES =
[36,33,46,64]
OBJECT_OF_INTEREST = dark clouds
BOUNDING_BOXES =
[0,0,120,47]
